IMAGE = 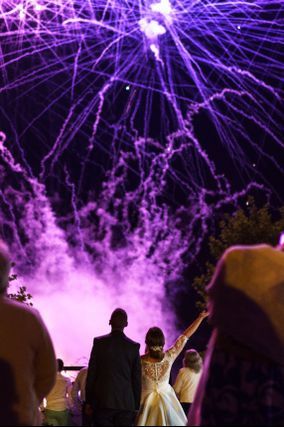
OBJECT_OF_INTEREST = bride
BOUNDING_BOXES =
[136,311,208,426]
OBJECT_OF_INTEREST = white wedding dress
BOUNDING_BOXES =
[136,335,188,426]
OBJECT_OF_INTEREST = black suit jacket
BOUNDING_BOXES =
[85,330,141,411]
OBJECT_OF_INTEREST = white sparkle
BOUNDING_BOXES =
[150,0,172,18]
[139,18,166,40]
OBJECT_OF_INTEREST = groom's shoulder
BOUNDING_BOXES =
[123,334,140,349]
[93,333,111,344]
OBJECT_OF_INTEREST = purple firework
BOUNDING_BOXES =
[0,0,283,363]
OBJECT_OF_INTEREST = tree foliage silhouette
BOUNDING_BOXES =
[193,198,284,309]
[7,264,33,306]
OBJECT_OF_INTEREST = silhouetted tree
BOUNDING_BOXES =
[193,198,284,309]
[7,264,33,306]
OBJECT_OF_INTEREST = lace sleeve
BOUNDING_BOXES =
[166,335,188,361]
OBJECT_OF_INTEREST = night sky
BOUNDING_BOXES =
[0,0,283,363]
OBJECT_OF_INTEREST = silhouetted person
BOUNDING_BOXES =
[0,358,19,426]
[136,311,208,426]
[43,358,72,426]
[85,308,141,426]
[71,366,90,426]
[174,349,203,415]
[189,241,284,426]
[0,240,57,425]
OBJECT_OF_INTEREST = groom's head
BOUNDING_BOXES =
[109,308,128,331]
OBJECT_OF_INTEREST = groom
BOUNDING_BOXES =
[85,308,141,426]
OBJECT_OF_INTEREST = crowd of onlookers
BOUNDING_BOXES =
[1,236,284,426]
[40,347,204,426]
[40,347,203,426]
[40,362,89,426]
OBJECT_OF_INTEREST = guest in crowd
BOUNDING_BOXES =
[85,308,141,426]
[189,239,284,426]
[43,358,72,426]
[0,239,57,426]
[71,366,90,426]
[174,349,203,414]
[136,311,208,426]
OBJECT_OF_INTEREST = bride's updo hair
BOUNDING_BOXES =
[145,327,165,361]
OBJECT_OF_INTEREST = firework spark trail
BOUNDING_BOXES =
[0,0,281,238]
[0,0,283,361]
[1,132,179,361]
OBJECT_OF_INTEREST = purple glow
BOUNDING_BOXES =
[0,1,283,363]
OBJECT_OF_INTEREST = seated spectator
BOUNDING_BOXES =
[174,349,203,414]
[0,239,56,426]
[43,358,72,426]
[189,241,284,426]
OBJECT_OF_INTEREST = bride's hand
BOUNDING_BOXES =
[199,310,209,319]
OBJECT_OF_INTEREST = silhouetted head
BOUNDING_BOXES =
[57,358,64,372]
[0,240,11,295]
[183,349,203,373]
[145,327,165,361]
[109,308,128,331]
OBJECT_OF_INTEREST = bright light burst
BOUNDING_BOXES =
[0,1,282,182]
[0,0,283,361]
[0,1,282,146]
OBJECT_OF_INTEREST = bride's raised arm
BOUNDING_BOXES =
[167,311,208,360]
[182,311,208,339]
